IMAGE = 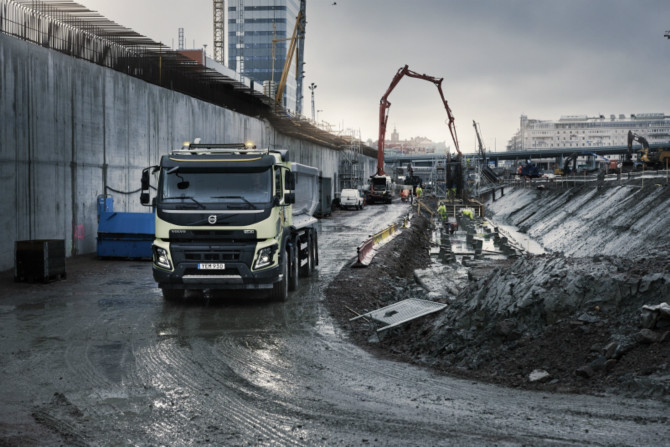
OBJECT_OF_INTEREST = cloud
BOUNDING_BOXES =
[77,0,670,153]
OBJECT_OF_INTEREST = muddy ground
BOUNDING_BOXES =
[325,184,670,401]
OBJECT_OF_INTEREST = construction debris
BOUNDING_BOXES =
[350,298,446,333]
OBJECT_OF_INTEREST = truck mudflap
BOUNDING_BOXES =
[153,262,281,290]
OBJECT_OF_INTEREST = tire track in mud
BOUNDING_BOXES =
[202,327,592,446]
[135,336,308,445]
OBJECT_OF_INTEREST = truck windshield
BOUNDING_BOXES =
[372,178,388,190]
[161,168,272,207]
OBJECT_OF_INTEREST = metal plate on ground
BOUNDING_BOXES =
[350,298,447,332]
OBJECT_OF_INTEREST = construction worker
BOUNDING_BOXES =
[416,184,423,199]
[437,203,447,220]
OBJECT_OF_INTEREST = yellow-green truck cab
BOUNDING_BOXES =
[141,143,319,301]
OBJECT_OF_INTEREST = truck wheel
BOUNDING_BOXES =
[289,245,299,291]
[271,252,288,301]
[311,230,319,267]
[300,233,314,277]
[162,288,184,301]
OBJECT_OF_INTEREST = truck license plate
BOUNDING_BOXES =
[198,263,225,270]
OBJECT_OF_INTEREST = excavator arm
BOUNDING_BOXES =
[377,64,461,175]
[627,130,649,155]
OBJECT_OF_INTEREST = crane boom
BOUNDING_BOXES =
[377,64,460,175]
[473,120,485,160]
[275,10,305,106]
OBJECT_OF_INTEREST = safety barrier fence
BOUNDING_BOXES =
[353,216,408,267]
[0,0,157,70]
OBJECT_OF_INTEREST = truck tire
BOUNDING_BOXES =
[299,233,314,277]
[162,288,184,301]
[312,230,319,267]
[271,252,288,301]
[289,244,299,291]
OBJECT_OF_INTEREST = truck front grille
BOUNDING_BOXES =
[184,252,240,262]
[183,267,240,276]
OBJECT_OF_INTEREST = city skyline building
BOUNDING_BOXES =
[382,126,449,155]
[223,0,306,115]
[507,113,670,151]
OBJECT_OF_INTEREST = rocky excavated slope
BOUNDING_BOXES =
[325,181,670,400]
[487,180,670,259]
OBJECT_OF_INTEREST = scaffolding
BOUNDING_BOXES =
[339,129,364,190]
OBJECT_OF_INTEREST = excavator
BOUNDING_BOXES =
[628,130,670,170]
[368,64,461,204]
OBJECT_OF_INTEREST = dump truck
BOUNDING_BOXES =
[140,142,319,301]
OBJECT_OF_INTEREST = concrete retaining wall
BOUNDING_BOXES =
[0,34,376,271]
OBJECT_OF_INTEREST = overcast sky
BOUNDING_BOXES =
[77,0,670,154]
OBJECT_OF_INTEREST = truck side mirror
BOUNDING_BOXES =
[141,169,150,190]
[284,192,295,204]
[285,172,295,190]
[140,166,157,206]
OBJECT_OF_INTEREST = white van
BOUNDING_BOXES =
[340,189,364,210]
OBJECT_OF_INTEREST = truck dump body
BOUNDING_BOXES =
[291,162,319,229]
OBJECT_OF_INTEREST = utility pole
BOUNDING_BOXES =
[309,82,317,121]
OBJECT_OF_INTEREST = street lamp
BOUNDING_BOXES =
[309,83,317,121]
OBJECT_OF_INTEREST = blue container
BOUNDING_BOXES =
[97,196,155,259]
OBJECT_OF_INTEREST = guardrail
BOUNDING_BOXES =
[353,216,408,267]
[475,168,670,195]
[415,199,434,218]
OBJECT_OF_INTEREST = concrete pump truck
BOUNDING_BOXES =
[371,64,462,203]
[140,142,319,301]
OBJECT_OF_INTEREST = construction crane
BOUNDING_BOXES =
[273,10,305,107]
[213,0,224,63]
[377,64,461,176]
[473,120,499,184]
[473,120,486,161]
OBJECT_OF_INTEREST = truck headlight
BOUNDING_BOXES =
[153,246,172,270]
[254,244,277,270]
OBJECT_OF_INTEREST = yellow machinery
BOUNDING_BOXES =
[273,11,305,107]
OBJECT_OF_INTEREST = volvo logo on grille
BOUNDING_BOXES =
[208,215,217,225]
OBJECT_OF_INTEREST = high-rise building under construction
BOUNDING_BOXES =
[215,0,306,115]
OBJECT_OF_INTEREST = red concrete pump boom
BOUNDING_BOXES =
[377,64,461,175]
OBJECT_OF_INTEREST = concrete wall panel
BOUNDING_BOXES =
[1,33,376,271]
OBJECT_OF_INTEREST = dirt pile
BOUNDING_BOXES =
[325,184,670,401]
[395,253,670,398]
